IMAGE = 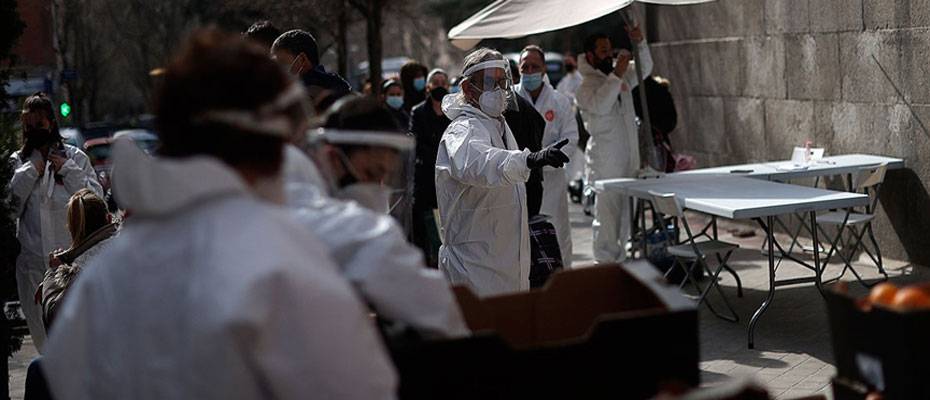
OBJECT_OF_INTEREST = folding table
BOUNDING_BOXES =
[673,154,904,181]
[676,154,905,256]
[597,175,869,348]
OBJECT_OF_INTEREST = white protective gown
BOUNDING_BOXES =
[576,42,653,263]
[516,79,579,268]
[435,94,532,296]
[284,151,469,338]
[8,144,102,351]
[555,70,583,102]
[556,70,587,183]
[42,139,397,400]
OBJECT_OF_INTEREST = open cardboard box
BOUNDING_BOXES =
[825,284,930,399]
[394,261,699,399]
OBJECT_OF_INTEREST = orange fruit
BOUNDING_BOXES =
[868,283,899,307]
[892,286,930,310]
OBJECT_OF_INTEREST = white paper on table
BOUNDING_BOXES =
[775,163,810,172]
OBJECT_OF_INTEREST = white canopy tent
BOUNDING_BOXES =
[448,0,714,50]
[447,0,715,169]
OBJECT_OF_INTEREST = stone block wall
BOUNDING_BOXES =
[647,0,930,264]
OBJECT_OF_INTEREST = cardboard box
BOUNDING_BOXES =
[394,261,699,399]
[825,286,930,399]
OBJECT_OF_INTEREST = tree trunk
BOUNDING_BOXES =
[337,0,349,78]
[366,0,383,97]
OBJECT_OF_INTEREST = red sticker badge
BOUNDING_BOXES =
[545,110,555,122]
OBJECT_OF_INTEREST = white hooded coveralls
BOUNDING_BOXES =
[42,139,397,400]
[8,145,102,350]
[576,41,653,262]
[516,79,579,268]
[435,94,532,296]
[284,150,469,338]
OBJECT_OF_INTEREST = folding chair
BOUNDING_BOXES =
[650,192,743,322]
[816,163,889,287]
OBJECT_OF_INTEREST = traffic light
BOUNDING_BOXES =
[60,102,71,118]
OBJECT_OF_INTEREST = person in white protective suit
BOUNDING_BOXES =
[41,30,396,400]
[436,48,569,296]
[284,96,469,338]
[515,45,580,269]
[8,92,103,351]
[555,54,588,190]
[576,25,652,263]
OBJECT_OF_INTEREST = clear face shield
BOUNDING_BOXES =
[302,128,415,214]
[462,59,519,117]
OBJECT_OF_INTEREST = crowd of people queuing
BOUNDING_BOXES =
[5,16,679,398]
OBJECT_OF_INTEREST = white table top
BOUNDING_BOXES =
[597,175,869,220]
[673,154,905,181]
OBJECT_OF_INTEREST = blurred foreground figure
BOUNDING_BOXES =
[41,29,396,400]
[435,48,568,296]
[286,96,469,338]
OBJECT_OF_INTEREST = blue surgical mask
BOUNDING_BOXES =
[521,73,543,92]
[413,77,426,91]
[385,95,404,110]
[449,85,461,94]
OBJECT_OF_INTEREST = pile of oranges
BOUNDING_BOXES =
[859,282,930,311]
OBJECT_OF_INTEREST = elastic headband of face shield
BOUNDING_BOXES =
[192,83,311,138]
[307,128,415,151]
[462,59,518,112]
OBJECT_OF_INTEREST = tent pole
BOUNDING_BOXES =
[622,9,659,171]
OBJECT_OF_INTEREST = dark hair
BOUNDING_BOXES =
[400,61,427,91]
[155,28,292,176]
[583,32,610,53]
[508,58,520,81]
[244,20,282,50]
[324,96,401,132]
[271,29,320,66]
[20,92,63,158]
[520,45,546,64]
[323,96,403,155]
[381,78,401,92]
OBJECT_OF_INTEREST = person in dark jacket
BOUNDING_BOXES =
[380,79,409,130]
[504,60,545,217]
[272,29,352,110]
[408,69,450,267]
[400,61,428,112]
[632,75,678,172]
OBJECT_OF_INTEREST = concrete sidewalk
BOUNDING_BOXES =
[567,202,927,399]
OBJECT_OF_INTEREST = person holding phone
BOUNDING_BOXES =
[8,92,102,351]
[576,23,653,264]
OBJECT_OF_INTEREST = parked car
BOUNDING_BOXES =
[113,129,159,154]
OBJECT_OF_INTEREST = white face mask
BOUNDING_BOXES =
[335,183,391,214]
[478,88,507,118]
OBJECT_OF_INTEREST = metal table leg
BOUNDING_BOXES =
[749,216,777,349]
[810,211,824,296]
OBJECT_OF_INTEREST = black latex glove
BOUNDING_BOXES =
[526,138,570,169]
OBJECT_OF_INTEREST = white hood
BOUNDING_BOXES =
[441,92,486,121]
[110,138,252,217]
